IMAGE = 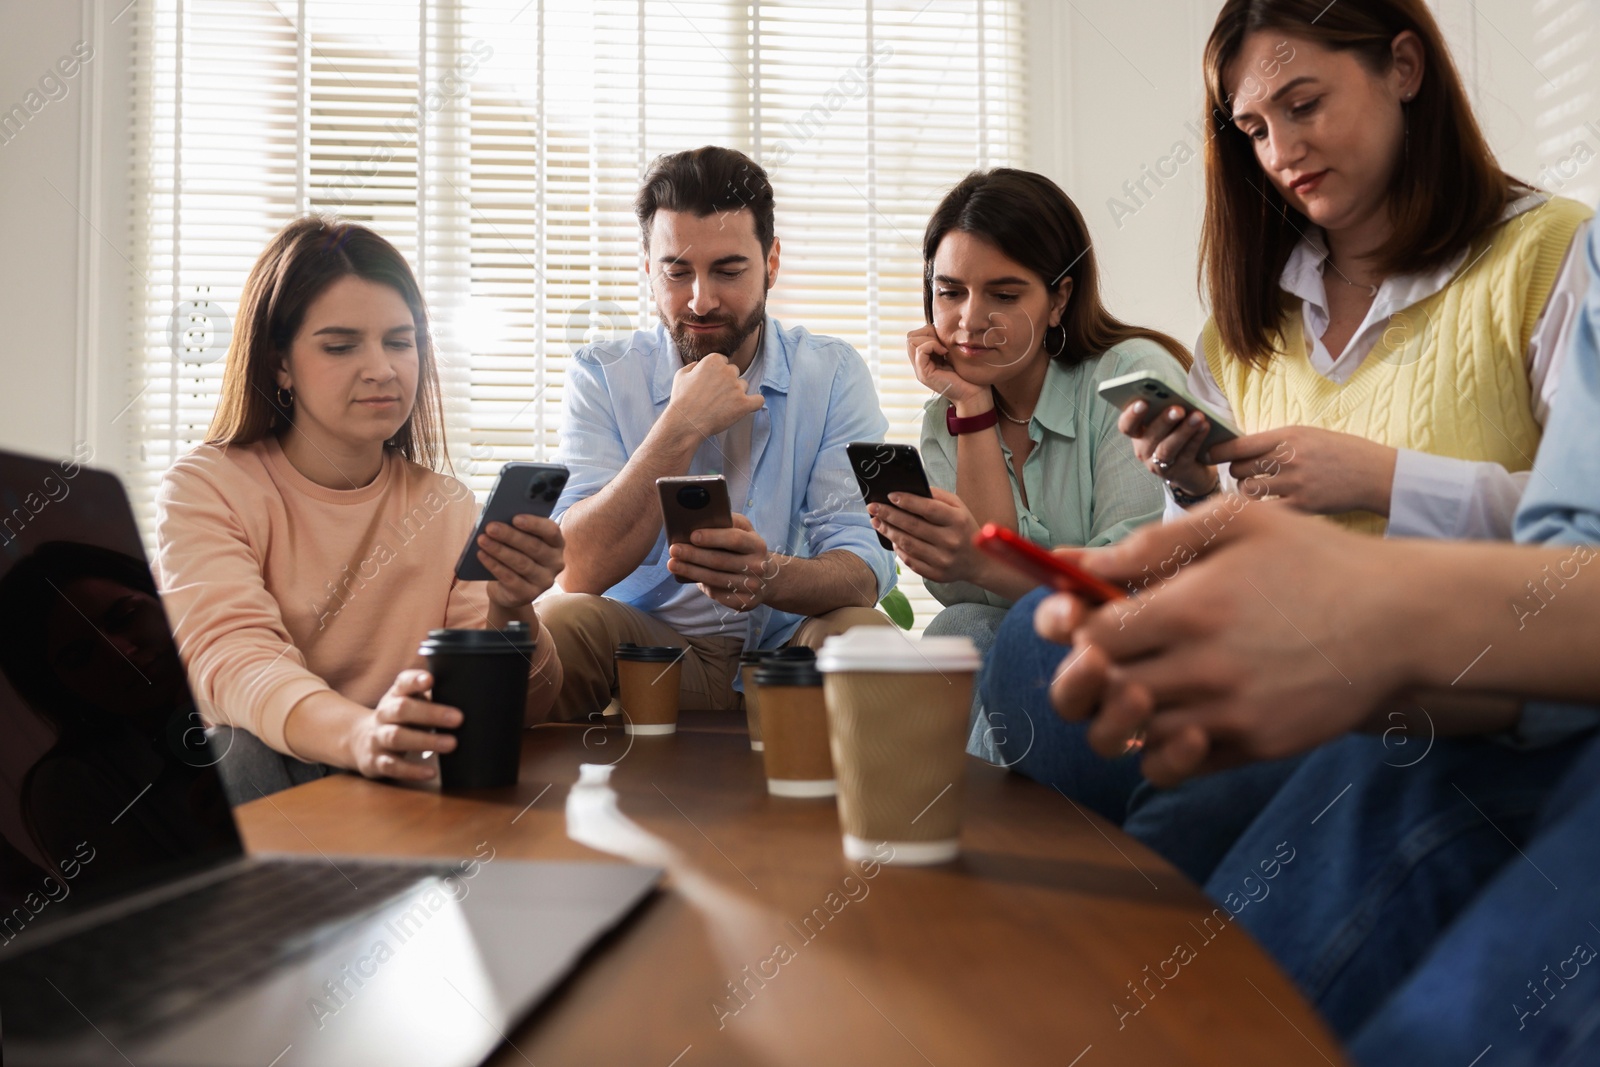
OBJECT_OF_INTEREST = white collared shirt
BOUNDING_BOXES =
[1169,192,1590,540]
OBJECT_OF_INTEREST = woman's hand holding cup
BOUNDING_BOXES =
[348,669,462,782]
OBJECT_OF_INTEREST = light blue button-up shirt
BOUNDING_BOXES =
[1508,213,1600,747]
[551,316,895,652]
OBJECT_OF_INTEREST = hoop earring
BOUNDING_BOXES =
[1045,325,1067,358]
[276,386,294,410]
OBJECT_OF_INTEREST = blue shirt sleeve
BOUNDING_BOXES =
[795,345,896,600]
[1506,214,1600,747]
[1514,220,1600,547]
[551,347,628,523]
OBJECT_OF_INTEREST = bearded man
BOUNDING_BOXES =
[541,145,895,722]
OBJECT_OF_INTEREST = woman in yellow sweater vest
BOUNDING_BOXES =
[1123,0,1590,540]
[154,218,564,797]
[979,0,1593,889]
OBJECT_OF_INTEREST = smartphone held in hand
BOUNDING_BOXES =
[1097,370,1242,459]
[657,475,734,583]
[972,524,1126,605]
[454,462,570,581]
[846,442,933,549]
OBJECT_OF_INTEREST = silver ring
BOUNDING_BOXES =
[1155,460,1171,473]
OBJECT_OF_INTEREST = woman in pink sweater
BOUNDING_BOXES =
[154,218,564,797]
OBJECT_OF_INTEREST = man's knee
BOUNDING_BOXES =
[539,592,616,649]
[794,606,895,649]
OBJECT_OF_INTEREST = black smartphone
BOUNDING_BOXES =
[656,475,734,583]
[847,442,933,550]
[454,462,570,581]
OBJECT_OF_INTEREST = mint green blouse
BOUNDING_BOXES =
[918,338,1185,609]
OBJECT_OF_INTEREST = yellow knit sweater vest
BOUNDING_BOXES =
[1203,195,1591,535]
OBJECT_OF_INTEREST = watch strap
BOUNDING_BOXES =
[945,404,999,436]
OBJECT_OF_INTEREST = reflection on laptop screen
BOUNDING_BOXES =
[0,450,243,953]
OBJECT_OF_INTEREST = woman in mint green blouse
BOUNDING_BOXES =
[868,169,1189,753]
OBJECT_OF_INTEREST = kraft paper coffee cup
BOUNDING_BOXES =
[741,646,816,751]
[615,644,684,735]
[420,623,534,790]
[739,650,770,751]
[754,658,834,797]
[818,628,980,865]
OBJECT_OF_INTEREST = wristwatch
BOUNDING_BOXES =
[946,404,999,436]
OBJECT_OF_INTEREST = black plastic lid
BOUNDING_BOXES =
[754,661,823,687]
[419,622,534,655]
[739,649,772,665]
[766,646,816,662]
[615,643,683,663]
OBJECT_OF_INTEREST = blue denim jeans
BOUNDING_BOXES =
[1206,731,1596,1048]
[977,587,1142,822]
[977,588,1294,886]
[1347,731,1600,1067]
[1123,756,1304,885]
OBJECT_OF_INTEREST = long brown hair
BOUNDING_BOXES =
[206,216,446,468]
[1202,0,1515,365]
[923,169,1191,370]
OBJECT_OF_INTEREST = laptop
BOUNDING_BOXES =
[0,449,660,1066]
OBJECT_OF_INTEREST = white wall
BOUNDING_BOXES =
[0,0,1584,482]
[0,0,133,475]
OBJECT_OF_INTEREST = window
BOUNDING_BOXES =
[1530,0,1600,208]
[129,0,1027,630]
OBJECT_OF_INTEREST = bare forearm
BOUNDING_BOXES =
[765,549,880,615]
[1359,690,1522,740]
[1388,540,1600,704]
[953,397,1018,533]
[281,690,368,768]
[969,557,1042,602]
[559,414,701,593]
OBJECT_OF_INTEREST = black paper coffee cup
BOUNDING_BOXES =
[419,623,534,789]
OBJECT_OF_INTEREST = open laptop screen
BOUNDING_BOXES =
[0,449,243,953]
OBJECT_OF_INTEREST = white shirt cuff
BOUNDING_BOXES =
[1387,449,1525,541]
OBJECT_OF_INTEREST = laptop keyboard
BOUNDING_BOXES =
[0,858,446,1040]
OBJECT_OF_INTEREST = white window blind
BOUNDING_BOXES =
[1532,0,1600,208]
[129,0,1027,632]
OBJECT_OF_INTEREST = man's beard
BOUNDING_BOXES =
[665,300,766,364]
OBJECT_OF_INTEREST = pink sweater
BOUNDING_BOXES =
[153,438,562,757]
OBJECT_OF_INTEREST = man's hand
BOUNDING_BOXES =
[1038,501,1414,786]
[1208,426,1396,517]
[666,513,779,612]
[661,353,766,443]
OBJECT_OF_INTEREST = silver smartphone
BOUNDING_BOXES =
[1097,370,1242,459]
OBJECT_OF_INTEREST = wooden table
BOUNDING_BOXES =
[236,712,1346,1066]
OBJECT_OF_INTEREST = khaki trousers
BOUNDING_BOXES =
[537,592,894,722]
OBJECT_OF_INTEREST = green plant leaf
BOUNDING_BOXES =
[879,587,914,630]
